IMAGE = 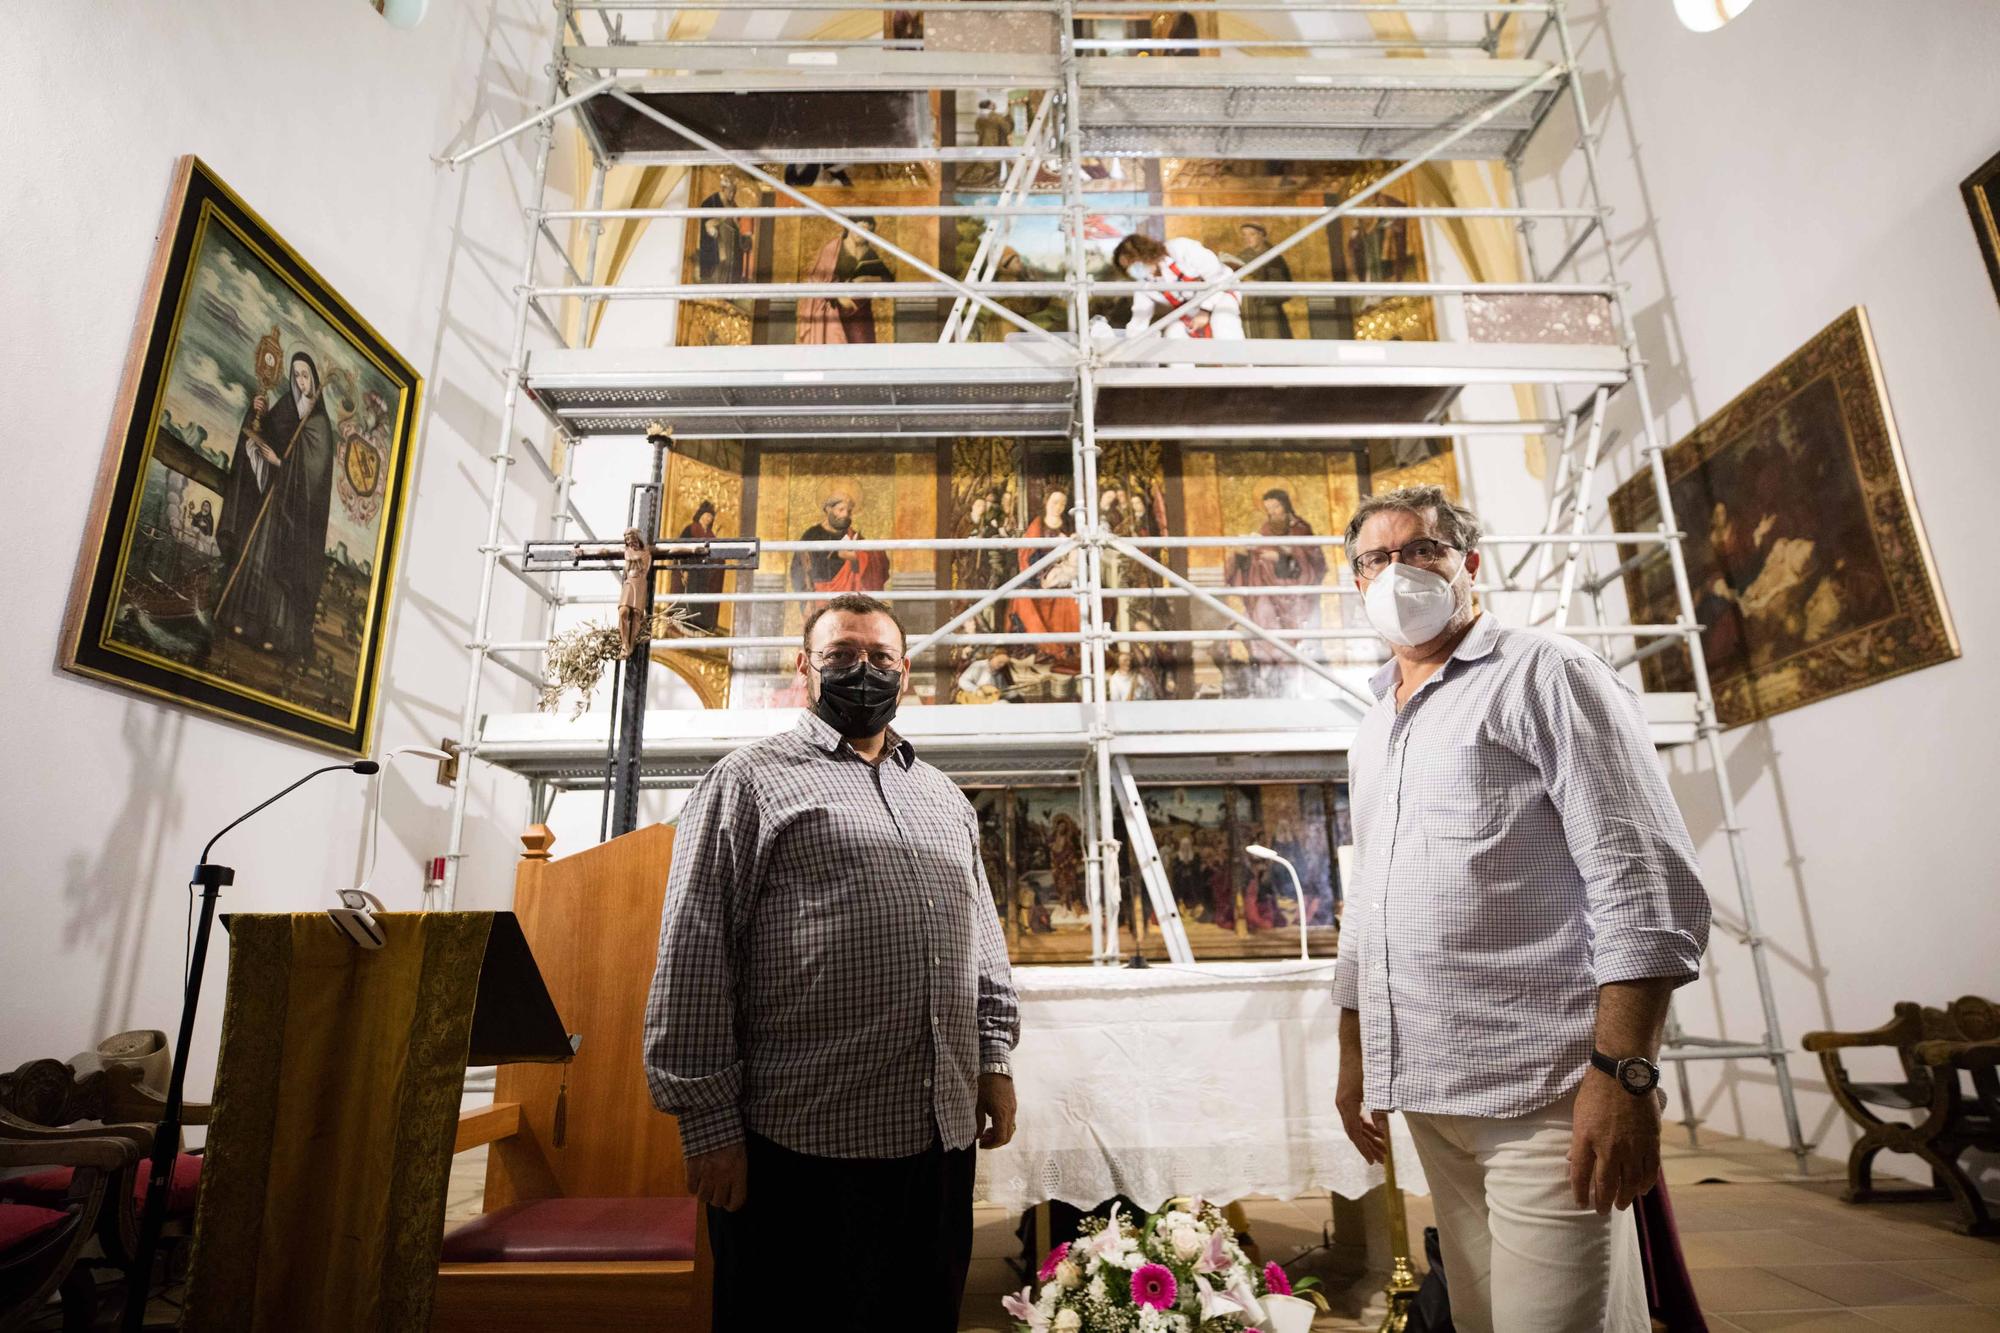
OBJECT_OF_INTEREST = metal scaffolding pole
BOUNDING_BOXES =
[440,11,569,909]
[1549,0,1807,1168]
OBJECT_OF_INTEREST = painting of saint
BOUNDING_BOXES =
[789,492,890,598]
[695,173,752,286]
[1223,221,1294,340]
[1096,442,1180,699]
[1225,486,1327,693]
[1608,308,1956,725]
[799,217,893,344]
[1010,485,1082,683]
[668,499,725,633]
[63,158,418,754]
[1012,789,1094,948]
[213,350,337,658]
[968,248,1053,342]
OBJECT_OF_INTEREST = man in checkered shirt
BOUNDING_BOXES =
[644,592,1020,1332]
[1331,486,1711,1333]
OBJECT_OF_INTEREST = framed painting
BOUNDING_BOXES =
[1130,782,1342,960]
[1963,147,2000,310]
[1607,307,1956,727]
[61,157,420,755]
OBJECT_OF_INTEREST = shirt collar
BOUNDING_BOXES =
[1367,611,1501,700]
[793,709,916,769]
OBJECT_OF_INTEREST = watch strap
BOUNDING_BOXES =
[1591,1048,1660,1095]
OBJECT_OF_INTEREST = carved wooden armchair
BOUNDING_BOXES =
[1801,995,2000,1235]
[0,1058,210,1321]
[0,1128,140,1333]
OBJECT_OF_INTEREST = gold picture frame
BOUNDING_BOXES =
[1608,307,1956,727]
[1962,146,2000,310]
[60,157,421,754]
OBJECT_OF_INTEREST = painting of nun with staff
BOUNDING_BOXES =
[63,157,419,754]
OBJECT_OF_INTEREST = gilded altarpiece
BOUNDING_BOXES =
[661,155,1465,958]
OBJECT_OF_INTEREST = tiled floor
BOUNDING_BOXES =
[438,1133,2000,1332]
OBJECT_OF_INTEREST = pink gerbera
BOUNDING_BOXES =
[1263,1261,1292,1296]
[1131,1263,1178,1310]
[1038,1241,1071,1284]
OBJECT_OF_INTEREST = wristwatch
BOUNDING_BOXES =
[981,1060,1012,1079]
[1590,1049,1661,1096]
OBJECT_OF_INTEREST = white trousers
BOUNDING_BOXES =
[1402,1091,1647,1333]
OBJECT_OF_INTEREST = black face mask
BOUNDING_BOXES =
[811,660,903,738]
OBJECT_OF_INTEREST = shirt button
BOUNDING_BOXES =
[928,899,935,908]
[933,956,941,965]
[923,1078,932,1089]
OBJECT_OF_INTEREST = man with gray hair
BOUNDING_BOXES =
[1331,484,1711,1332]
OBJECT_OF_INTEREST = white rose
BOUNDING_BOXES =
[1053,1311,1082,1333]
[1056,1259,1082,1289]
[1171,1226,1203,1261]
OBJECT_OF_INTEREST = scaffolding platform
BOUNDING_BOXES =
[475,691,1700,790]
[524,338,1624,441]
[566,54,1058,163]
[1077,57,1565,160]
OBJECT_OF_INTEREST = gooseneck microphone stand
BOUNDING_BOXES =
[121,760,378,1331]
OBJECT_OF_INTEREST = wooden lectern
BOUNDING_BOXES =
[434,824,711,1332]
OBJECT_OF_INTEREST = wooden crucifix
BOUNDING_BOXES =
[522,423,758,837]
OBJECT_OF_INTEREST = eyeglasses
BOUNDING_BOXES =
[1351,537,1461,579]
[808,648,905,672]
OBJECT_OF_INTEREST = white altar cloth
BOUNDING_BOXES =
[976,960,1429,1213]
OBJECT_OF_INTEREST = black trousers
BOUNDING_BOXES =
[708,1132,976,1332]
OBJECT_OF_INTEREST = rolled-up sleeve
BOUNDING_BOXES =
[643,759,762,1157]
[1533,657,1711,987]
[967,817,1021,1064]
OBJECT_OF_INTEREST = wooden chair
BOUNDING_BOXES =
[0,1057,208,1325]
[0,1128,140,1333]
[433,824,712,1332]
[1802,994,2000,1235]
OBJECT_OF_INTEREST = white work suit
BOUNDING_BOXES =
[1125,236,1245,340]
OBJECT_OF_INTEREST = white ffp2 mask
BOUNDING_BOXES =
[1363,561,1459,648]
[1126,262,1152,281]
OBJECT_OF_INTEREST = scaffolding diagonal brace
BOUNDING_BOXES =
[1111,756,1193,965]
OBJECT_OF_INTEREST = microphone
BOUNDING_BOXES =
[123,758,374,1332]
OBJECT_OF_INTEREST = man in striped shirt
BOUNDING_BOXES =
[645,592,1020,1332]
[1332,486,1711,1333]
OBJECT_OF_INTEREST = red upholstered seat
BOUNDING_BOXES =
[0,1151,201,1215]
[0,1202,69,1253]
[440,1196,700,1264]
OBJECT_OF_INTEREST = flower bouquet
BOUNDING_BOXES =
[1003,1200,1322,1333]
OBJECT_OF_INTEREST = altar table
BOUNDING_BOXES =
[975,960,1430,1213]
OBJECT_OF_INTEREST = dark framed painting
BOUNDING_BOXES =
[61,157,421,754]
[1963,147,2000,310]
[1607,307,1956,727]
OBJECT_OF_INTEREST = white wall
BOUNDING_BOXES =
[1524,0,2000,1160]
[0,2,560,1094]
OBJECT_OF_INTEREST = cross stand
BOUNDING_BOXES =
[521,423,757,836]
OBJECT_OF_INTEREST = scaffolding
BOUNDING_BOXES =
[438,0,1807,1165]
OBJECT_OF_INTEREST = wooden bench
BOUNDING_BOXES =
[1802,995,2000,1236]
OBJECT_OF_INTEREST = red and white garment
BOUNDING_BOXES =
[1125,236,1245,339]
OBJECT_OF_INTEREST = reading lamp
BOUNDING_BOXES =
[1244,843,1311,961]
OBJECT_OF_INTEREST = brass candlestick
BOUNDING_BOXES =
[1378,1121,1421,1333]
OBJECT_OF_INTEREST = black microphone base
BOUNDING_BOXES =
[124,862,232,1331]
